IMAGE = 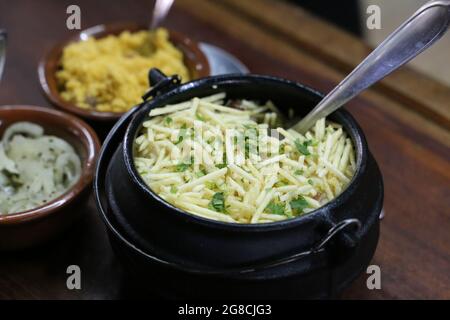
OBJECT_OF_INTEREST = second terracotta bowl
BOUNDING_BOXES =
[38,22,211,123]
[0,105,101,250]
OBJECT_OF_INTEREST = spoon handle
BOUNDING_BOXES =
[292,0,450,133]
[0,30,6,82]
[150,0,175,30]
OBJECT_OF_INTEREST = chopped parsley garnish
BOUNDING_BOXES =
[295,139,312,156]
[174,134,184,145]
[245,139,250,159]
[170,186,178,194]
[290,196,309,215]
[175,124,187,145]
[294,169,304,175]
[164,117,173,125]
[175,162,191,172]
[266,201,285,215]
[195,169,207,178]
[216,163,227,169]
[209,192,225,213]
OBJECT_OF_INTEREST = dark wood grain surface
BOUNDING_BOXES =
[0,0,449,299]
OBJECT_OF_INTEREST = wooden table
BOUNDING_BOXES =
[0,0,449,300]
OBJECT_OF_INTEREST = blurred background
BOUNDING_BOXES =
[290,0,450,86]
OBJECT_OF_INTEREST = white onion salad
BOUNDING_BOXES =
[0,122,81,214]
[134,93,356,224]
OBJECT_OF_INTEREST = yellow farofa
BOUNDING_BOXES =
[56,28,190,113]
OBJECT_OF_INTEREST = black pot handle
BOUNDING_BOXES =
[312,218,361,267]
[312,218,361,253]
[230,218,362,274]
[142,68,181,101]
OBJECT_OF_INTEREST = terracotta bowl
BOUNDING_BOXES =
[0,106,101,250]
[38,22,211,123]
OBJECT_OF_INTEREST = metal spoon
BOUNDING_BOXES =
[150,0,174,30]
[292,0,450,134]
[0,30,6,82]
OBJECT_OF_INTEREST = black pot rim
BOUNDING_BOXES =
[121,74,369,232]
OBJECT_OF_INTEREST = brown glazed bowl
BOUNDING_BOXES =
[0,106,101,250]
[38,22,211,123]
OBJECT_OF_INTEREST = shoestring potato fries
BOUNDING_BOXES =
[56,28,190,113]
[134,93,356,224]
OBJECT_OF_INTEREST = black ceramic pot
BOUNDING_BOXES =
[95,69,384,299]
